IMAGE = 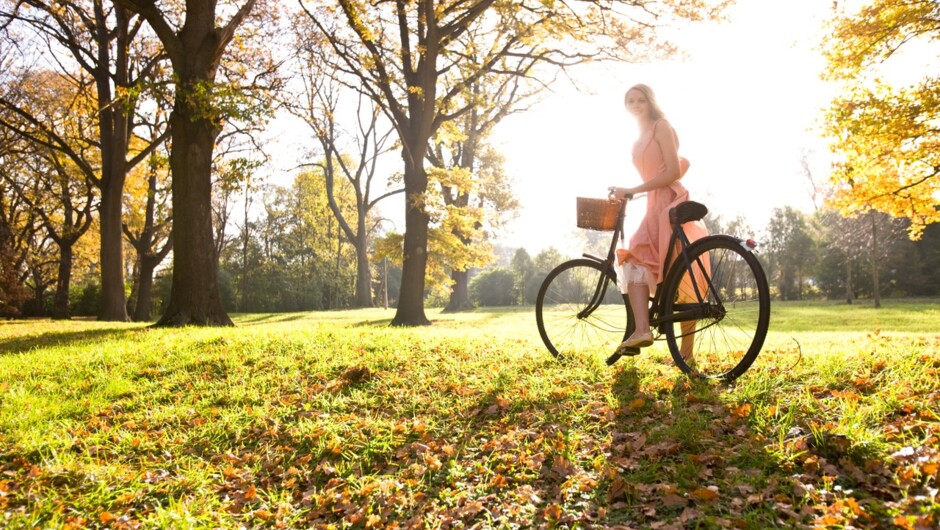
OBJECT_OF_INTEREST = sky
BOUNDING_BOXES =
[489,0,841,255]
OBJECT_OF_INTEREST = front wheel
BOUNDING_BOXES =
[660,235,770,380]
[536,259,630,359]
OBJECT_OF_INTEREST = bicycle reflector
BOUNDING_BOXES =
[745,238,758,249]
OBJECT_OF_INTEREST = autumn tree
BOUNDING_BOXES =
[114,0,277,326]
[821,0,940,240]
[21,226,58,315]
[285,25,401,308]
[0,67,104,317]
[425,20,541,313]
[429,138,517,311]
[4,140,96,319]
[0,0,171,321]
[428,78,522,312]
[300,0,726,325]
[0,137,35,317]
[122,145,172,321]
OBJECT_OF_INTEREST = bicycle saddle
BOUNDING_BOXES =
[669,201,708,225]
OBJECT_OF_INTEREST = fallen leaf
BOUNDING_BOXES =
[608,476,632,502]
[691,487,719,502]
[731,403,752,419]
[661,493,687,507]
[544,504,563,520]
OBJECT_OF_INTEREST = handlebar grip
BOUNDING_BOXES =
[607,188,634,201]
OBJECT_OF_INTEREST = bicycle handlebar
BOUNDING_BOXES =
[607,187,643,202]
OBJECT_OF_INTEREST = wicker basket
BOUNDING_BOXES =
[576,197,620,231]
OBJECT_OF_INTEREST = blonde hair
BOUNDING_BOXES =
[625,84,665,122]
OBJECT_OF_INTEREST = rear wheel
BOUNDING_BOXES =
[536,259,630,359]
[660,235,770,380]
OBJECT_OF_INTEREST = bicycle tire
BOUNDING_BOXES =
[536,258,630,359]
[660,235,770,380]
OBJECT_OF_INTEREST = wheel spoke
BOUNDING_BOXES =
[661,236,770,380]
[536,260,628,358]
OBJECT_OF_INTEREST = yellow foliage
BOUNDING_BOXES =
[820,1,940,239]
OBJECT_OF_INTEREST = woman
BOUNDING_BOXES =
[611,84,708,361]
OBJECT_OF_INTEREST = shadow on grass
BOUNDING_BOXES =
[599,365,792,528]
[233,313,310,326]
[0,326,147,356]
[350,318,395,328]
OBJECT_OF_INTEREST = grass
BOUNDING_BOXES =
[0,301,938,528]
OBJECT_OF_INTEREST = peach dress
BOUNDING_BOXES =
[619,118,708,289]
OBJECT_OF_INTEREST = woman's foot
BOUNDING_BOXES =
[617,330,653,349]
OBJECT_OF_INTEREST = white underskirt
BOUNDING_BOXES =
[616,262,655,293]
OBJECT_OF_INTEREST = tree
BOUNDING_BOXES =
[427,19,538,313]
[1,0,171,321]
[218,170,361,312]
[469,267,514,307]
[21,227,58,315]
[509,247,534,305]
[0,142,35,317]
[821,0,940,239]
[0,68,101,318]
[122,147,172,321]
[765,207,813,301]
[5,142,96,318]
[284,29,401,308]
[300,0,726,326]
[115,0,266,326]
[431,115,520,313]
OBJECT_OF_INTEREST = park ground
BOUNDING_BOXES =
[1,300,939,528]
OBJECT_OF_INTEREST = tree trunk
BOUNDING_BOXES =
[797,264,803,300]
[392,159,431,325]
[98,187,129,321]
[443,269,473,312]
[52,244,72,320]
[155,106,232,326]
[871,212,881,308]
[392,203,430,325]
[846,259,854,304]
[391,130,432,325]
[133,255,157,321]
[126,256,140,315]
[30,284,46,316]
[354,238,373,308]
[95,4,131,322]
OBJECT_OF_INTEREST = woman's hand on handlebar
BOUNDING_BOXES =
[608,186,634,201]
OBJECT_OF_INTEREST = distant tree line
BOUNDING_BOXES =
[466,206,940,309]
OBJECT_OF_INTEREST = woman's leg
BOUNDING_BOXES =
[679,320,695,361]
[626,281,651,340]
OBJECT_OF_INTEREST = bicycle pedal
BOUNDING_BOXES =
[606,346,641,366]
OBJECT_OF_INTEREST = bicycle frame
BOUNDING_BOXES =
[575,196,726,332]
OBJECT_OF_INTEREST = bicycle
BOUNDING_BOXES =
[535,189,771,381]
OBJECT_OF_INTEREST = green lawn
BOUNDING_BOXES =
[1,301,938,528]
